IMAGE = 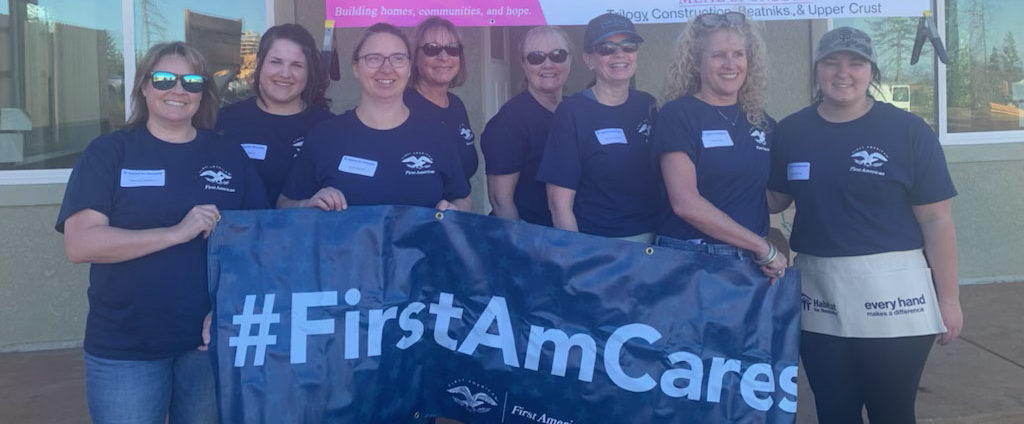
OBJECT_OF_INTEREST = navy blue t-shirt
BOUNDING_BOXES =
[536,89,662,237]
[768,102,957,257]
[481,91,555,226]
[404,89,479,179]
[281,109,470,207]
[652,96,774,243]
[55,126,269,360]
[216,97,334,205]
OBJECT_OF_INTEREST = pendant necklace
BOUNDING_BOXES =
[715,106,739,127]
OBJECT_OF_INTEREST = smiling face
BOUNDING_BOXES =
[816,51,873,107]
[697,29,747,105]
[416,26,461,89]
[258,38,308,111]
[583,33,637,86]
[141,54,202,126]
[353,32,410,102]
[522,32,571,96]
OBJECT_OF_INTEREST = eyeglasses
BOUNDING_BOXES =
[524,49,569,65]
[593,40,640,56]
[359,53,410,69]
[150,71,205,93]
[694,12,746,28]
[420,42,463,57]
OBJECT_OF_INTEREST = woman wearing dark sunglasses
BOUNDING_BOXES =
[278,23,470,212]
[405,16,478,187]
[481,26,573,226]
[651,12,787,281]
[217,24,333,206]
[55,41,268,423]
[536,13,661,242]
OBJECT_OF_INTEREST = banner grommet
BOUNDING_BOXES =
[435,211,445,221]
[645,247,655,256]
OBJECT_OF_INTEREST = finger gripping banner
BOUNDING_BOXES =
[209,206,801,423]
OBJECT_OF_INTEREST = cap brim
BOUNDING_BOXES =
[815,47,875,64]
[590,30,644,48]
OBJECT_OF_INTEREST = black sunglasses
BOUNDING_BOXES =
[593,40,640,56]
[420,42,463,57]
[150,71,205,93]
[695,12,746,28]
[524,49,569,65]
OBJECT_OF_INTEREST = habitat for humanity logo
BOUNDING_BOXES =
[751,128,769,151]
[402,152,436,175]
[459,123,475,145]
[850,146,888,175]
[200,165,235,192]
[636,119,652,139]
[801,293,838,315]
[446,379,498,414]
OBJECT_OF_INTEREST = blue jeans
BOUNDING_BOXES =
[84,349,217,424]
[654,235,754,261]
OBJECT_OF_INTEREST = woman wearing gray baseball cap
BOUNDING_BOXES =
[536,13,662,242]
[768,26,962,423]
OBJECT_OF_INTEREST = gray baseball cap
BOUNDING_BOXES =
[815,26,877,64]
[583,13,644,52]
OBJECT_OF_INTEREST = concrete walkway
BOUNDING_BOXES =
[2,282,1022,423]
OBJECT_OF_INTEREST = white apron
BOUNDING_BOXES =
[796,249,946,338]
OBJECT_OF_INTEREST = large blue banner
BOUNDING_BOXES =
[209,206,800,423]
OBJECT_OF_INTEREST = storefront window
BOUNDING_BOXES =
[0,0,124,170]
[134,0,266,105]
[834,17,939,131]
[945,0,1024,133]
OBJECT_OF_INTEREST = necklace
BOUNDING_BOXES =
[714,106,740,127]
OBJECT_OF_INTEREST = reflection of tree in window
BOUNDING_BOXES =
[868,17,918,84]
[140,0,168,49]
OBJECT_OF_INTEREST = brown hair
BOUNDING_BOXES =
[126,42,218,130]
[351,22,411,63]
[254,23,328,109]
[409,16,466,88]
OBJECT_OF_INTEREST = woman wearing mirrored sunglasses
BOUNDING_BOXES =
[278,23,470,213]
[481,26,573,226]
[536,13,661,242]
[217,24,334,206]
[55,41,268,424]
[651,12,787,281]
[404,16,478,189]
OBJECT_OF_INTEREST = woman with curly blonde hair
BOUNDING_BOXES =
[651,12,786,282]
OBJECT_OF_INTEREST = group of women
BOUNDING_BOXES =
[56,12,961,424]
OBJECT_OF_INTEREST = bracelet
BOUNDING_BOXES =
[754,242,777,266]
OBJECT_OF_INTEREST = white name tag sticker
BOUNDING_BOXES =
[701,130,734,148]
[595,128,628,145]
[241,143,268,160]
[119,169,166,187]
[338,155,377,177]
[787,162,811,181]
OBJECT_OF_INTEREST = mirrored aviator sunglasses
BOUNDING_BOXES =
[420,42,463,57]
[150,71,205,93]
[525,49,569,65]
[594,40,640,56]
[695,11,746,28]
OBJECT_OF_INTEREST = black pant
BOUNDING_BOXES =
[800,331,935,424]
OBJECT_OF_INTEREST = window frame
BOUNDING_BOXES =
[0,0,276,185]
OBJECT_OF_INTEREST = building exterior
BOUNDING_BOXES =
[2,0,1022,350]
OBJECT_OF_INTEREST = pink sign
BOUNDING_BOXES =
[325,0,547,27]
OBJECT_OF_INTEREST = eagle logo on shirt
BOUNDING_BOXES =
[402,153,434,170]
[200,168,232,185]
[851,149,888,167]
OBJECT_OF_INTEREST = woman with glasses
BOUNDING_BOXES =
[536,13,661,242]
[405,16,478,186]
[217,24,333,206]
[55,42,268,423]
[768,27,961,423]
[651,12,786,281]
[481,26,573,226]
[278,23,470,212]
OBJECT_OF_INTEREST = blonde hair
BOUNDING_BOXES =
[127,42,218,130]
[663,18,770,130]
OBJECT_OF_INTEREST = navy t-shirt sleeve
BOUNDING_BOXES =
[451,95,480,178]
[536,103,581,190]
[441,140,471,201]
[279,125,325,202]
[907,117,957,205]
[239,153,271,210]
[650,101,699,160]
[56,136,120,233]
[481,111,526,175]
[767,114,796,194]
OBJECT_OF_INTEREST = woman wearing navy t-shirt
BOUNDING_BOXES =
[768,27,962,423]
[481,26,573,226]
[56,42,268,423]
[217,24,333,206]
[537,13,661,242]
[278,24,470,211]
[652,12,787,281]
[404,16,479,185]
